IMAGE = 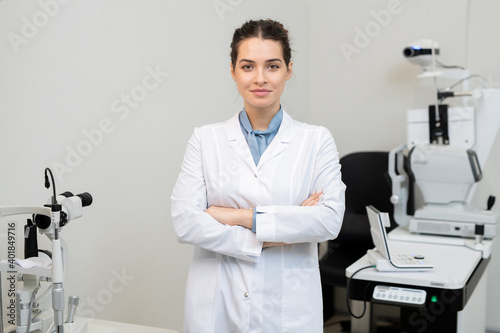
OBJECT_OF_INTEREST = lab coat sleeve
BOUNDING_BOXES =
[255,127,346,244]
[171,128,263,263]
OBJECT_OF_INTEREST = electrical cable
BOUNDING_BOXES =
[25,285,40,333]
[448,74,486,90]
[345,265,375,319]
[436,60,465,70]
[44,168,57,206]
[45,321,55,333]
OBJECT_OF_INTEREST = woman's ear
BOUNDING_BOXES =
[230,62,236,81]
[286,61,293,81]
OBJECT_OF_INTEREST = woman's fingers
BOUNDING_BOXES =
[300,191,323,206]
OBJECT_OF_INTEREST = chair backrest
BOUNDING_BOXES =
[333,151,396,245]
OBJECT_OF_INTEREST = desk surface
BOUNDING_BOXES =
[346,239,482,289]
[85,318,178,333]
[4,318,179,333]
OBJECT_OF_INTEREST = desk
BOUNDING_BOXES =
[346,237,489,333]
[3,318,179,333]
[85,318,178,333]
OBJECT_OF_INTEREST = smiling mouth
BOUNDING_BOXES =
[251,89,271,96]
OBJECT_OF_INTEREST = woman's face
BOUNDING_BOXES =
[231,37,292,114]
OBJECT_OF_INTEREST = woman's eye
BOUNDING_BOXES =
[241,65,253,70]
[268,64,280,70]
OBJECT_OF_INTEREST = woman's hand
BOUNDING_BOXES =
[300,191,323,207]
[263,242,287,248]
[205,207,281,248]
[205,206,253,229]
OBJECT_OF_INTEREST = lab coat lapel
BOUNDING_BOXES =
[227,113,259,174]
[257,111,294,170]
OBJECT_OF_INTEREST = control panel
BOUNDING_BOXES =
[372,285,426,306]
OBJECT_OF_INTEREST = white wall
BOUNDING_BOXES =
[0,0,499,332]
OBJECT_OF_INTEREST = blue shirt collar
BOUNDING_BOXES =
[239,107,283,135]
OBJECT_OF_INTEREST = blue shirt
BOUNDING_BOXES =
[239,108,283,233]
[239,108,283,166]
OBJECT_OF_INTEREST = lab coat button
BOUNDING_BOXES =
[254,174,258,178]
[244,292,249,298]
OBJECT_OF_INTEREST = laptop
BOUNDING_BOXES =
[366,205,434,272]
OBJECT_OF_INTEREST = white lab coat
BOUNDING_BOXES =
[171,110,345,333]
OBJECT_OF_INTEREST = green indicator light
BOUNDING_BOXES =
[431,296,438,303]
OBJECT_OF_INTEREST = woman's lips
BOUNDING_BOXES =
[251,89,271,97]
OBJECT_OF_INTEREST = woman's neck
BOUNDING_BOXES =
[244,103,281,131]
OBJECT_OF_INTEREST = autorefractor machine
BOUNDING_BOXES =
[389,39,500,256]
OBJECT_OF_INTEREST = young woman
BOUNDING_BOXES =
[171,19,345,332]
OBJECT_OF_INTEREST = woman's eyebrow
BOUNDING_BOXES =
[239,58,283,63]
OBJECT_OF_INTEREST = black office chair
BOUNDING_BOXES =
[319,151,399,325]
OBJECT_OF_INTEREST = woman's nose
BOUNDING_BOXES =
[254,68,267,85]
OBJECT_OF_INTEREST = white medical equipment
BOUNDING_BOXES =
[402,39,442,78]
[389,41,500,251]
[366,205,434,272]
[0,168,92,333]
